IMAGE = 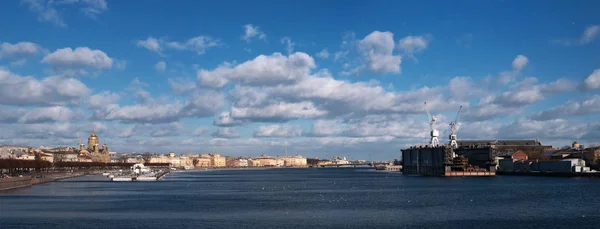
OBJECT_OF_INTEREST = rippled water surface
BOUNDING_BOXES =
[1,168,599,229]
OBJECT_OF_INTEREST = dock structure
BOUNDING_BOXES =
[401,145,496,177]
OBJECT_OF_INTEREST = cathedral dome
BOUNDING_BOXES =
[89,132,98,139]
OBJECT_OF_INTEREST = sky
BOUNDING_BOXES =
[0,0,599,160]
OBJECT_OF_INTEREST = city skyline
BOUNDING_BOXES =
[0,0,599,159]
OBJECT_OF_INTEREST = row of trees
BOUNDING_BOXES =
[0,159,170,175]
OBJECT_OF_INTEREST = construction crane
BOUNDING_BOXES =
[449,106,463,149]
[424,102,439,147]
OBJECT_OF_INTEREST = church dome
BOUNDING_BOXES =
[89,131,98,139]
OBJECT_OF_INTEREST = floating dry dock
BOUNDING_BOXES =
[401,145,496,177]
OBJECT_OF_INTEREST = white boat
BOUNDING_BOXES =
[108,175,115,178]
[136,176,157,181]
[111,177,132,182]
[102,172,110,176]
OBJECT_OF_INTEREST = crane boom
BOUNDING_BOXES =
[424,102,432,125]
[453,105,463,134]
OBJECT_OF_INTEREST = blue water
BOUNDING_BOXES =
[1,168,599,229]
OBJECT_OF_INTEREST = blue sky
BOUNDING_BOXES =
[0,0,599,160]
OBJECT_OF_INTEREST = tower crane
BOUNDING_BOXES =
[424,102,439,147]
[449,106,463,149]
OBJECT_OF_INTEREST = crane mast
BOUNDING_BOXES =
[449,106,463,149]
[424,102,439,147]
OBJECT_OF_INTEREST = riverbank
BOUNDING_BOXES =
[0,172,87,191]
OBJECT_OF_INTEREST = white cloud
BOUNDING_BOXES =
[280,37,295,55]
[0,106,27,123]
[530,95,600,121]
[357,31,402,74]
[583,69,600,90]
[253,125,302,137]
[231,101,328,122]
[512,55,528,71]
[155,61,166,72]
[168,78,196,94]
[167,36,221,55]
[151,122,184,137]
[136,36,162,55]
[310,119,346,136]
[0,69,91,106]
[553,24,599,45]
[42,47,113,71]
[90,90,224,124]
[581,25,600,44]
[0,41,41,59]
[397,35,429,55]
[21,0,108,27]
[242,24,266,41]
[316,49,329,59]
[213,112,245,127]
[18,106,81,123]
[192,127,210,136]
[212,127,240,138]
[198,52,316,88]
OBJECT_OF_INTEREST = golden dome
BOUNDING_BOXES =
[89,130,98,139]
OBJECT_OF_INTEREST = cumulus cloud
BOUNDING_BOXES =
[150,122,184,137]
[253,125,302,137]
[212,127,240,138]
[167,36,221,55]
[168,77,196,94]
[213,112,244,127]
[357,31,401,74]
[554,24,600,46]
[0,41,41,59]
[511,55,528,71]
[231,101,328,122]
[583,69,600,90]
[242,24,266,41]
[316,49,329,59]
[0,69,91,106]
[497,55,529,85]
[90,90,224,124]
[0,106,28,123]
[136,36,163,55]
[18,106,82,123]
[530,95,600,121]
[198,52,316,88]
[41,47,113,72]
[397,35,429,56]
[155,61,166,72]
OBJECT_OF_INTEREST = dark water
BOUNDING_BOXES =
[1,168,599,229]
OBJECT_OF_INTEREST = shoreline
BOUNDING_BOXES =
[0,172,88,191]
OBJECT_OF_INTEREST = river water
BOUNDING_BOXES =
[1,168,599,229]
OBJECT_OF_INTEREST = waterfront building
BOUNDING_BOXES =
[194,157,212,167]
[583,147,600,169]
[15,151,35,160]
[78,130,110,163]
[148,155,171,164]
[78,155,93,162]
[255,154,277,167]
[124,157,141,163]
[53,151,79,162]
[248,159,261,167]
[226,158,248,167]
[210,154,226,167]
[279,154,308,167]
